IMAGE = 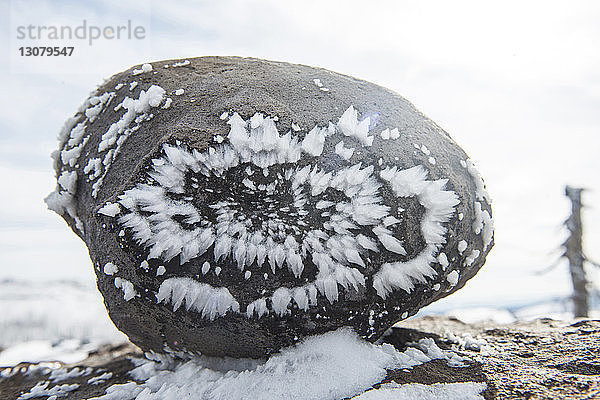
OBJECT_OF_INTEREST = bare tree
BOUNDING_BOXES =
[563,186,588,317]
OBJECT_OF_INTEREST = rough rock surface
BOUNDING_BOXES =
[45,56,494,358]
[2,317,599,399]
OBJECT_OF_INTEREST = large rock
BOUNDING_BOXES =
[45,56,494,358]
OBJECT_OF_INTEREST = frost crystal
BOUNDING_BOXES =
[100,106,461,318]
[114,277,137,301]
[464,159,494,253]
[45,91,115,234]
[446,270,459,286]
[157,277,239,320]
[335,140,355,160]
[374,165,459,297]
[132,63,153,75]
[103,262,119,275]
[337,106,374,146]
[98,202,120,217]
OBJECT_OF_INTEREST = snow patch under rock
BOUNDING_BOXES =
[91,328,467,400]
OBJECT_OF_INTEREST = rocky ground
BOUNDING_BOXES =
[1,316,598,399]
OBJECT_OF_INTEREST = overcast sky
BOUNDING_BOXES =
[1,0,598,310]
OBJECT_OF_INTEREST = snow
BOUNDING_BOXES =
[447,270,459,286]
[45,91,116,235]
[57,171,77,194]
[0,339,96,366]
[162,98,173,109]
[383,128,400,141]
[444,331,489,352]
[0,280,125,358]
[92,328,467,400]
[49,366,91,382]
[98,202,120,217]
[464,250,481,267]
[91,84,166,197]
[174,89,185,96]
[437,253,449,269]
[132,63,153,75]
[103,262,118,275]
[201,262,210,274]
[114,277,137,301]
[171,60,191,67]
[88,372,113,385]
[352,382,486,400]
[18,381,80,399]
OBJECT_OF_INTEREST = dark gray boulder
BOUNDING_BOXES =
[45,56,494,358]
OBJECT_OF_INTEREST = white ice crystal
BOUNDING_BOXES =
[171,60,191,67]
[45,91,115,234]
[463,159,494,254]
[464,250,481,267]
[46,83,167,238]
[88,372,113,385]
[98,202,120,217]
[157,277,239,320]
[92,84,166,197]
[437,253,449,270]
[132,63,153,75]
[337,106,374,146]
[458,240,468,254]
[103,262,119,276]
[446,270,459,286]
[114,277,137,301]
[335,140,355,160]
[301,126,328,156]
[374,165,459,297]
[99,105,461,318]
[18,381,79,400]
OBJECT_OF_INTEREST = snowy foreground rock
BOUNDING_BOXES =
[45,57,493,358]
[2,316,599,400]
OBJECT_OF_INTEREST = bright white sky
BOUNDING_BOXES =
[0,0,598,312]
